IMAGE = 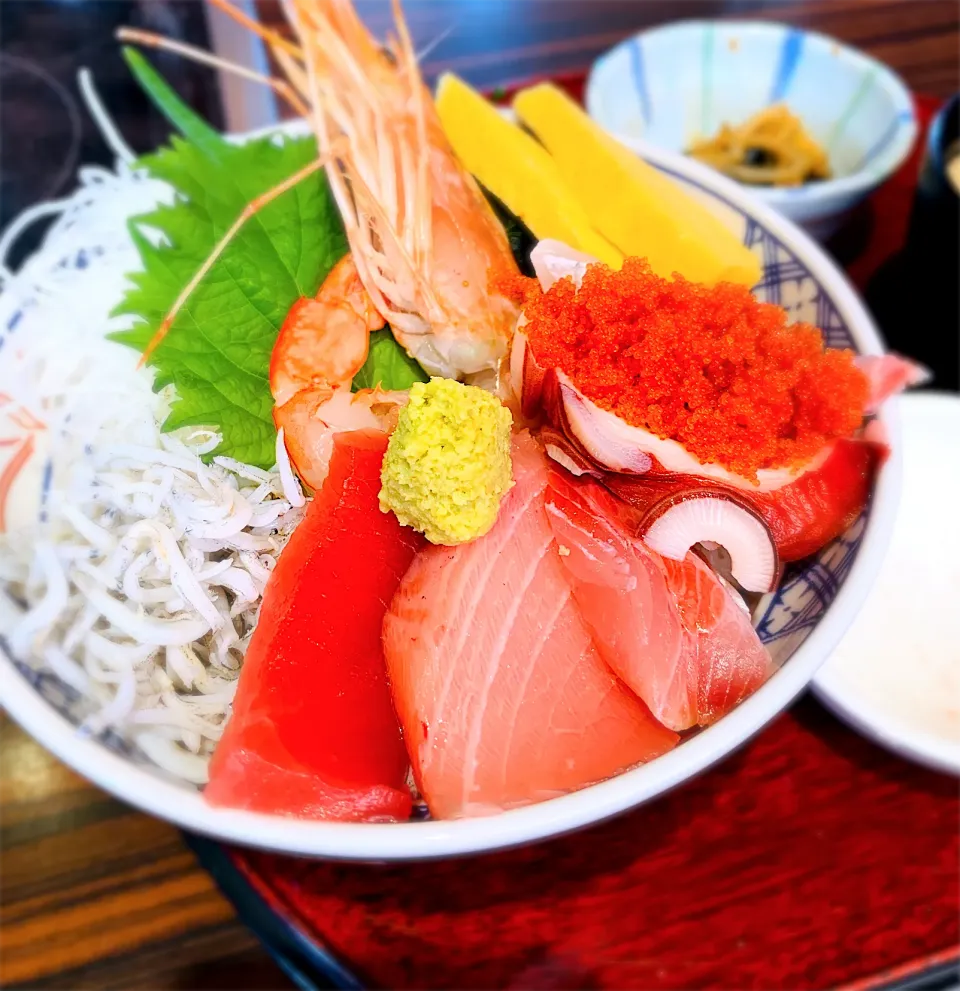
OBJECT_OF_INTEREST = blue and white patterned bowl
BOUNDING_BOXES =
[586,21,918,240]
[0,132,901,861]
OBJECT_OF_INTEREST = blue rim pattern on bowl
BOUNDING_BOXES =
[768,29,804,103]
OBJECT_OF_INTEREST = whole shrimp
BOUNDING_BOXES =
[286,0,520,379]
[121,0,521,489]
[269,254,407,491]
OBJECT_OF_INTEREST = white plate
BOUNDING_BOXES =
[813,392,960,776]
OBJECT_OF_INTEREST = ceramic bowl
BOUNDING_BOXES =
[1,136,900,861]
[585,20,918,240]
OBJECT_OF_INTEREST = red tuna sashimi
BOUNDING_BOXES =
[382,432,678,819]
[545,470,771,731]
[205,430,421,822]
[753,438,880,562]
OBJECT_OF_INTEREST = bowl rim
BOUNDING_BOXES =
[585,18,919,206]
[0,140,902,862]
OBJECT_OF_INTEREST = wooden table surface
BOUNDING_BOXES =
[2,1,958,988]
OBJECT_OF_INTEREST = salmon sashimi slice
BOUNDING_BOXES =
[544,471,694,731]
[205,430,421,822]
[545,469,771,730]
[654,551,772,726]
[383,432,678,819]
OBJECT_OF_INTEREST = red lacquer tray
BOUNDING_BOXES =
[189,87,960,991]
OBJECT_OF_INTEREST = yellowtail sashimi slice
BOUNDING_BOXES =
[382,432,677,819]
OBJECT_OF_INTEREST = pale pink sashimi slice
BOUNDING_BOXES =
[545,470,772,730]
[856,353,930,413]
[543,471,696,731]
[382,432,678,820]
[655,552,773,726]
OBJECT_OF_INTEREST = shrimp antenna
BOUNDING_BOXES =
[415,23,455,64]
[207,0,304,61]
[391,0,431,274]
[139,147,342,366]
[115,27,309,118]
[272,46,310,103]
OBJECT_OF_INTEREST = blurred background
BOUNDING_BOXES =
[4,0,959,248]
[1,2,958,989]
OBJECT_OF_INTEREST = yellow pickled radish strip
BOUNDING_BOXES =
[435,73,623,269]
[512,83,762,288]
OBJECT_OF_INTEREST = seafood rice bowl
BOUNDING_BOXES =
[0,0,922,860]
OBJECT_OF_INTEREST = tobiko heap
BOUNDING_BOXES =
[506,242,923,593]
[508,257,869,481]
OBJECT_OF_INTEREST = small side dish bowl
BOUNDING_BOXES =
[1,134,900,862]
[585,20,918,240]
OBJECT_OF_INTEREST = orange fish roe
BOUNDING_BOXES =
[515,259,869,479]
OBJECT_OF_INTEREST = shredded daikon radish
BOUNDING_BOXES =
[275,427,306,508]
[0,158,303,786]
